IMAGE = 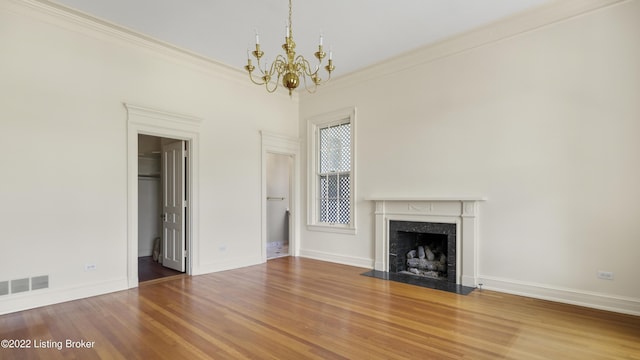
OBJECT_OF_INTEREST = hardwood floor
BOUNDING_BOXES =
[1,257,639,359]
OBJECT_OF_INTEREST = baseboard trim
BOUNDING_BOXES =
[0,278,128,315]
[195,255,264,275]
[479,275,640,316]
[299,249,374,269]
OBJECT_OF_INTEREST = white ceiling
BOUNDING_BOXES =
[52,0,552,78]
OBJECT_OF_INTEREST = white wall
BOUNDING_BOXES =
[137,176,160,257]
[0,0,297,314]
[299,1,640,314]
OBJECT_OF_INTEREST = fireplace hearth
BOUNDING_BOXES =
[361,269,474,295]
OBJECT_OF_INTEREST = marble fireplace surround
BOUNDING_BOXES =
[370,197,486,288]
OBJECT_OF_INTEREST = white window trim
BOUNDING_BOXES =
[307,107,357,234]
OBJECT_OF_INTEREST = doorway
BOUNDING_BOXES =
[138,134,187,281]
[126,103,202,288]
[266,153,292,259]
[260,131,300,261]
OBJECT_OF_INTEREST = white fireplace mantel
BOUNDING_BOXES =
[368,196,486,287]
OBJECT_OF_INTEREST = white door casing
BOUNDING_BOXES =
[260,131,300,261]
[162,140,186,272]
[126,103,201,288]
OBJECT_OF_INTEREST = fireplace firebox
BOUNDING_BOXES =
[389,221,456,283]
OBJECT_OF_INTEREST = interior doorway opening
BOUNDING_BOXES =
[260,131,300,262]
[266,153,292,259]
[138,134,188,281]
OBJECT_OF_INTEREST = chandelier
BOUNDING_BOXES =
[245,0,334,96]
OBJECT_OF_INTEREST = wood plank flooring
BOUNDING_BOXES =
[1,257,639,359]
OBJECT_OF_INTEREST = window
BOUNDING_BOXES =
[308,108,356,233]
[319,122,351,224]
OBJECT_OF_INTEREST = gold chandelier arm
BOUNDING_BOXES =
[295,55,332,83]
[264,56,289,93]
[248,72,267,86]
[325,71,332,82]
[294,55,316,77]
[248,60,274,86]
[265,79,279,93]
[301,74,319,94]
[273,55,288,74]
[246,55,292,93]
[294,55,330,93]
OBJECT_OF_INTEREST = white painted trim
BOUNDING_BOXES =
[306,224,357,235]
[0,278,127,316]
[367,196,487,202]
[479,275,640,316]
[306,107,357,233]
[125,104,203,130]
[260,131,301,261]
[299,249,373,269]
[125,103,201,288]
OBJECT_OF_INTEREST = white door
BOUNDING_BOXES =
[161,140,186,272]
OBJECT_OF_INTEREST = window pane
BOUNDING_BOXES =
[337,124,351,172]
[319,198,328,223]
[327,198,338,223]
[319,175,328,198]
[319,123,351,173]
[317,173,350,225]
[339,198,350,224]
[327,175,338,198]
[339,175,350,224]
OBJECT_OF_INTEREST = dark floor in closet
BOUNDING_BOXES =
[138,256,183,282]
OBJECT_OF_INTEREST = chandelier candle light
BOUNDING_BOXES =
[245,0,335,96]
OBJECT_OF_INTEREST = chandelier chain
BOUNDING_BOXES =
[288,0,293,38]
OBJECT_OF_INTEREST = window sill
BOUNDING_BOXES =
[307,224,356,235]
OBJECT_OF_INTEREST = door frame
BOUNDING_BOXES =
[260,131,300,261]
[126,103,201,288]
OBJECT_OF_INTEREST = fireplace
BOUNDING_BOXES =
[370,197,485,287]
[389,221,456,283]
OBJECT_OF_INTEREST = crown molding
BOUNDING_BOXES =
[304,0,626,97]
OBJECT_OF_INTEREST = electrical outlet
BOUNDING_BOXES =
[597,271,614,280]
[85,264,97,271]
